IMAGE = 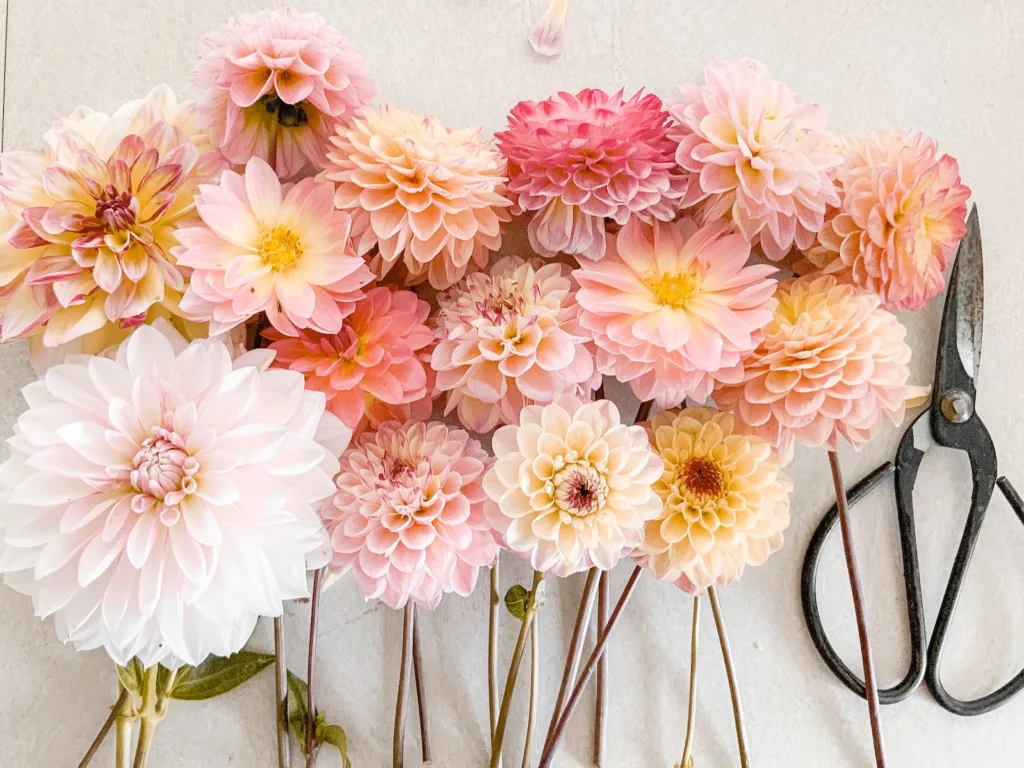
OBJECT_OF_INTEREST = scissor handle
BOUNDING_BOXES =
[800,431,929,705]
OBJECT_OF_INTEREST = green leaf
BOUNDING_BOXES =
[321,723,352,768]
[115,658,144,694]
[504,584,529,620]
[287,671,311,747]
[168,651,275,701]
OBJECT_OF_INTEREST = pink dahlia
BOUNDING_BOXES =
[432,256,599,433]
[497,89,686,261]
[574,217,778,408]
[0,85,224,350]
[266,285,434,433]
[193,8,375,180]
[175,157,373,336]
[323,421,498,609]
[323,106,511,289]
[806,132,970,311]
[670,59,843,261]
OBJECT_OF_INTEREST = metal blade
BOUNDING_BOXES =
[952,204,983,383]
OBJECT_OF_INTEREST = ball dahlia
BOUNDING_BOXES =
[0,85,225,352]
[175,157,373,336]
[323,106,511,289]
[323,421,497,609]
[432,256,599,433]
[484,396,663,576]
[805,132,970,311]
[0,321,348,666]
[637,407,791,592]
[266,285,434,433]
[574,217,778,408]
[497,88,686,261]
[193,8,376,180]
[670,59,843,261]
[715,275,911,460]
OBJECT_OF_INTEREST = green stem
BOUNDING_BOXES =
[274,617,290,768]
[132,667,160,768]
[709,587,750,768]
[488,562,500,750]
[113,685,135,768]
[680,597,700,768]
[78,687,128,768]
[521,614,540,768]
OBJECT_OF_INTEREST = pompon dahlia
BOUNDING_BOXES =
[323,421,497,609]
[484,396,663,576]
[266,285,433,433]
[803,132,970,311]
[497,89,686,261]
[715,275,911,460]
[323,107,511,290]
[193,8,375,180]
[432,256,599,433]
[0,85,225,351]
[574,217,778,408]
[175,157,373,336]
[670,59,842,261]
[637,407,791,592]
[0,321,348,666]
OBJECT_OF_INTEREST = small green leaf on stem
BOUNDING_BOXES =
[287,671,311,746]
[321,723,352,768]
[115,658,144,694]
[505,584,529,620]
[168,651,275,701]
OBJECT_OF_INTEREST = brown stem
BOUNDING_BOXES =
[680,597,700,768]
[521,615,540,768]
[306,568,324,768]
[537,565,643,768]
[708,587,749,768]
[78,687,128,768]
[634,399,654,423]
[828,450,887,768]
[488,561,501,750]
[594,570,610,767]
[274,616,290,768]
[542,568,599,753]
[394,603,416,768]
[413,617,432,763]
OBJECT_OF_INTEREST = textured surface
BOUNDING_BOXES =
[2,1,1024,766]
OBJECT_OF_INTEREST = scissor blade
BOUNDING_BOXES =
[951,204,983,384]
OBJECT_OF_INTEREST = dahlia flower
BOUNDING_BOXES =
[193,8,375,180]
[0,321,348,666]
[715,275,911,459]
[497,89,686,261]
[484,396,663,576]
[805,132,970,311]
[266,285,433,432]
[574,217,778,408]
[432,256,599,433]
[323,107,511,289]
[670,59,843,261]
[176,157,372,336]
[323,421,497,609]
[0,85,224,351]
[638,407,791,592]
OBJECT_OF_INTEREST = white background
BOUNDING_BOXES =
[2,1,1024,766]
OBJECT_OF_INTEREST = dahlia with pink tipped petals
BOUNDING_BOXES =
[715,275,911,460]
[497,89,686,261]
[0,321,348,666]
[193,8,375,180]
[806,132,970,311]
[324,107,511,290]
[176,157,372,336]
[266,285,433,433]
[670,59,843,261]
[323,421,497,609]
[432,256,599,433]
[574,217,777,408]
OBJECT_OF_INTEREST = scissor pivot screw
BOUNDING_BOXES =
[940,389,974,424]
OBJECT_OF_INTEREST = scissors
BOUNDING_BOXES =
[801,204,1024,717]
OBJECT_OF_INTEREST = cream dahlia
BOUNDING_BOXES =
[0,85,224,350]
[670,59,842,261]
[497,89,686,261]
[175,157,372,336]
[193,8,376,180]
[574,217,778,408]
[484,396,663,576]
[715,275,911,459]
[638,407,791,592]
[806,132,970,311]
[266,285,433,432]
[323,421,497,609]
[0,321,348,666]
[432,256,599,433]
[323,107,511,289]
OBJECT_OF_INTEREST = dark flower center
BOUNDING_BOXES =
[263,95,309,127]
[681,457,724,498]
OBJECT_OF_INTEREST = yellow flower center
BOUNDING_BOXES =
[259,226,303,270]
[646,271,698,309]
[680,457,725,500]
